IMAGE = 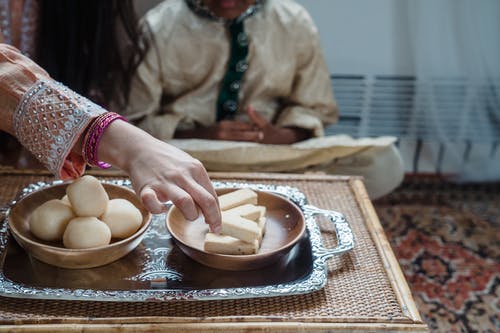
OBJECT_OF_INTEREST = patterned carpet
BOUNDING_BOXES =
[373,175,500,333]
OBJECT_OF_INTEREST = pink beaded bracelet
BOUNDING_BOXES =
[82,112,127,169]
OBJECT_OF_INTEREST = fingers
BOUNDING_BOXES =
[212,109,269,143]
[184,181,222,233]
[213,120,258,141]
[178,164,221,232]
[218,120,254,131]
[140,186,166,214]
[215,129,262,142]
[245,105,268,129]
[146,183,200,221]
[169,188,200,221]
[139,175,221,233]
[191,168,219,204]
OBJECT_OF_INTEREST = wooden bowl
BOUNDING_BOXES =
[166,188,306,271]
[8,182,151,269]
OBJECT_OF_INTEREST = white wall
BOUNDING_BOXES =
[295,0,414,76]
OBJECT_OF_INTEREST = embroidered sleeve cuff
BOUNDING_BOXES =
[13,80,107,179]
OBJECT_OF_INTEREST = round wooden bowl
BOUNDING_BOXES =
[7,182,151,269]
[166,188,306,271]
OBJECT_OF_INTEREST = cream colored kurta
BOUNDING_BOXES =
[124,0,338,140]
[126,0,404,199]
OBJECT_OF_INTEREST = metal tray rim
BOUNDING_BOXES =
[0,179,353,302]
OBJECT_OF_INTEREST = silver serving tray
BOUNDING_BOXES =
[0,180,354,302]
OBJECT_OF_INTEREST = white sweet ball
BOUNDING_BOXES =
[60,194,70,205]
[66,175,109,217]
[101,198,142,238]
[63,217,112,249]
[29,199,75,241]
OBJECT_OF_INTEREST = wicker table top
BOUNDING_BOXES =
[0,169,428,332]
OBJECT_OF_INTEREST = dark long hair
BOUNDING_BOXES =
[0,0,150,168]
[36,0,149,108]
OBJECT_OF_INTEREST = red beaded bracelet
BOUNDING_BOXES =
[82,112,127,169]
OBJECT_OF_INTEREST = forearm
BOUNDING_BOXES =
[281,126,312,143]
[1,44,107,179]
[0,44,50,134]
[95,120,153,174]
[174,125,220,140]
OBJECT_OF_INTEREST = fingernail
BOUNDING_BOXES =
[213,225,222,234]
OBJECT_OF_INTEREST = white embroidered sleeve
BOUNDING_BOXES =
[13,80,107,178]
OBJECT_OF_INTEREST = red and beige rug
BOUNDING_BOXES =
[374,175,499,333]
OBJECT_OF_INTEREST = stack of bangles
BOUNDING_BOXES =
[82,112,128,169]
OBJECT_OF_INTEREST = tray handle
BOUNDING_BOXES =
[303,205,355,262]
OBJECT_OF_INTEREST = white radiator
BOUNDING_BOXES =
[326,75,500,178]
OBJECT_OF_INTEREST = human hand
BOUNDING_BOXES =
[245,106,311,144]
[174,120,263,142]
[97,121,222,233]
[173,106,311,144]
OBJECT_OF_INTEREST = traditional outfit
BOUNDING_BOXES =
[0,43,106,179]
[125,0,404,199]
[0,0,41,167]
[0,1,122,176]
[125,0,337,138]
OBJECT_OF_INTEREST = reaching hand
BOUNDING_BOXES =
[245,106,311,144]
[174,119,262,142]
[173,106,311,144]
[97,121,222,233]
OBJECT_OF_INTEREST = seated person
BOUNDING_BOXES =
[123,0,404,199]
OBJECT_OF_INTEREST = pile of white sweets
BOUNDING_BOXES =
[204,188,267,255]
[29,175,142,249]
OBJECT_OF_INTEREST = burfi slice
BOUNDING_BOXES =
[221,212,262,243]
[258,216,267,236]
[218,189,258,211]
[204,233,258,255]
[224,204,266,221]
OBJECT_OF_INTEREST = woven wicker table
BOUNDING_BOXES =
[0,169,428,332]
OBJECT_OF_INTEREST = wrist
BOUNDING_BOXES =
[270,126,311,144]
[96,120,146,173]
[174,128,195,139]
[82,112,128,169]
[174,125,213,140]
[286,126,312,142]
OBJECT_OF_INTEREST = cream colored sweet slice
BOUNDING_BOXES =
[204,232,258,255]
[218,188,258,211]
[220,212,262,243]
[60,194,70,205]
[224,204,266,221]
[258,216,267,236]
